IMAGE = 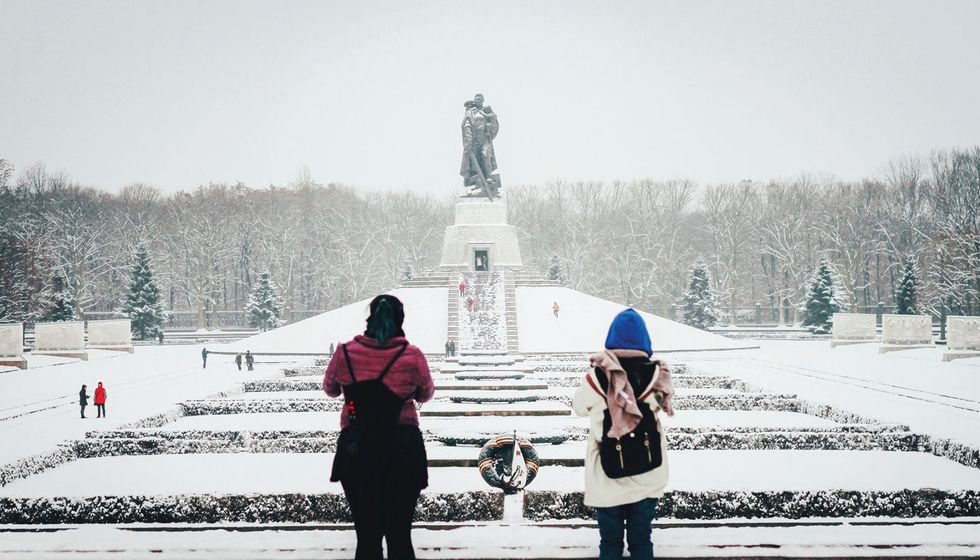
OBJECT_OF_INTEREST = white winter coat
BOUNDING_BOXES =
[572,365,669,508]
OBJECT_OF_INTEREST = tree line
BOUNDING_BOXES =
[0,147,977,328]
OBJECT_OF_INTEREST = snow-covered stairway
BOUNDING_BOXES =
[5,352,980,527]
[457,272,507,353]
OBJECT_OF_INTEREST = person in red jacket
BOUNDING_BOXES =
[94,382,107,418]
[323,294,434,560]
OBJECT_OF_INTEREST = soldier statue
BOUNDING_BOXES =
[460,93,501,200]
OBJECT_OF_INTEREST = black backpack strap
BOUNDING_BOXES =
[377,343,410,382]
[594,367,609,393]
[341,344,357,382]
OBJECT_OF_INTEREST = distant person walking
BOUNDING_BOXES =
[553,301,560,318]
[445,340,451,358]
[449,339,456,357]
[458,279,466,297]
[202,348,208,369]
[572,309,675,560]
[157,331,164,344]
[466,296,475,313]
[330,342,336,356]
[323,294,434,560]
[79,384,89,419]
[94,382,107,418]
[245,351,255,371]
[235,353,243,371]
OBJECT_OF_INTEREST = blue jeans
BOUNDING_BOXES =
[595,498,659,560]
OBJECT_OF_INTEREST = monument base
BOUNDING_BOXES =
[943,350,980,362]
[879,344,933,354]
[87,345,135,354]
[439,198,523,271]
[0,358,27,370]
[34,351,89,361]
[830,339,876,349]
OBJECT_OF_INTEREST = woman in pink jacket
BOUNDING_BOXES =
[323,294,434,560]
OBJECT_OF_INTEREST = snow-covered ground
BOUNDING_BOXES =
[517,287,756,353]
[5,450,979,497]
[0,344,278,465]
[682,340,980,447]
[230,287,447,355]
[4,521,980,559]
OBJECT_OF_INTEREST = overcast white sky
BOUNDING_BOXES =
[1,0,978,196]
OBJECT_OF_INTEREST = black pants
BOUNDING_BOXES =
[342,479,421,560]
[80,404,86,418]
[337,426,426,560]
[96,404,105,418]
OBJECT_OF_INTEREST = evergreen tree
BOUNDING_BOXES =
[803,257,842,332]
[123,244,168,340]
[245,271,284,331]
[681,259,720,329]
[43,276,77,322]
[895,257,919,314]
[546,254,565,284]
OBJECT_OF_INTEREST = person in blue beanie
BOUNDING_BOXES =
[572,308,675,560]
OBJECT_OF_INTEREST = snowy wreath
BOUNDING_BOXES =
[478,434,539,493]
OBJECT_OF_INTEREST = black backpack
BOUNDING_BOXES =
[594,361,664,479]
[330,342,409,482]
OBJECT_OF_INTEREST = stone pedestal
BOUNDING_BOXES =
[830,313,876,348]
[0,323,27,369]
[944,316,980,362]
[34,321,88,361]
[440,198,523,272]
[880,315,933,354]
[87,319,135,353]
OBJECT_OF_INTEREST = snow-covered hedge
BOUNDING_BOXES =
[524,489,980,520]
[537,374,754,391]
[666,430,923,451]
[547,393,801,412]
[455,372,525,381]
[0,491,503,523]
[449,395,541,404]
[70,437,338,457]
[180,399,342,415]
[246,379,320,392]
[283,366,324,378]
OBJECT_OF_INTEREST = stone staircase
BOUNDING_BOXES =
[503,271,520,353]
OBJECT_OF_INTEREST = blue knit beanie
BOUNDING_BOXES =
[604,308,652,356]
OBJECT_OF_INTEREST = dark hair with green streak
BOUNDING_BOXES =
[365,294,406,344]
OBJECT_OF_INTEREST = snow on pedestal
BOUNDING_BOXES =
[33,321,88,361]
[945,316,980,361]
[830,313,876,348]
[880,315,933,353]
[0,323,27,369]
[86,319,134,353]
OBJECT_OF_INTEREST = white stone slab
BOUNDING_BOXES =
[944,316,980,362]
[947,316,980,351]
[830,313,876,347]
[0,323,23,358]
[87,318,132,346]
[34,321,85,352]
[881,315,933,346]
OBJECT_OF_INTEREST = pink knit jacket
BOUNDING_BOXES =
[323,335,434,429]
